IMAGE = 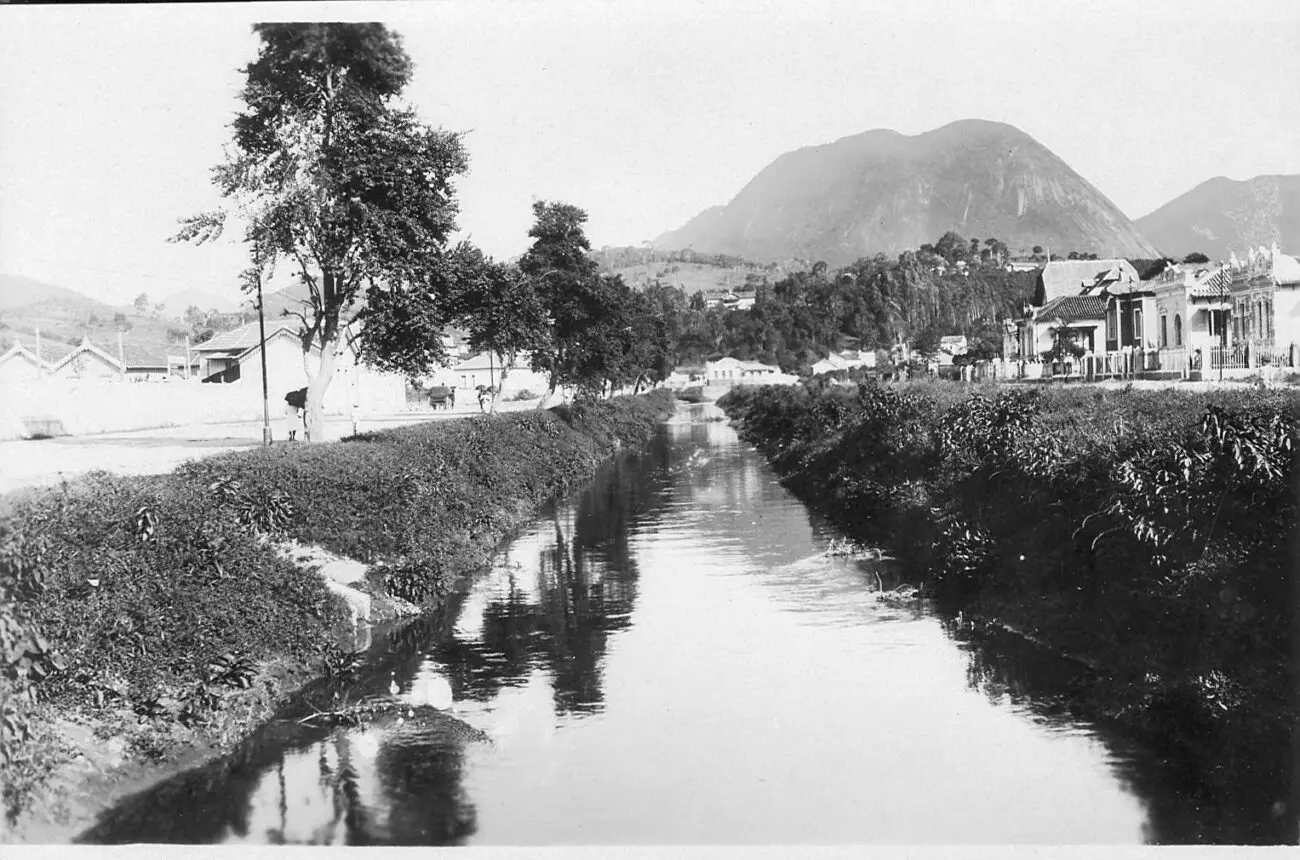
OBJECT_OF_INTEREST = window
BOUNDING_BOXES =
[1160,315,1168,348]
[1174,315,1182,347]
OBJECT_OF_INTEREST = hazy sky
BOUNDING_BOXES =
[3,0,1299,306]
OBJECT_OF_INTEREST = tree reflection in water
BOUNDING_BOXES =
[433,430,674,715]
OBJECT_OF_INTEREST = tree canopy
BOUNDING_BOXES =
[173,22,468,438]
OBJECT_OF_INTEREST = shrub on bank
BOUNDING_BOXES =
[0,389,673,825]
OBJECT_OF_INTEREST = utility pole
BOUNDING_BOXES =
[254,249,272,446]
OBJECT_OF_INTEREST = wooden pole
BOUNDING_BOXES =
[256,257,272,446]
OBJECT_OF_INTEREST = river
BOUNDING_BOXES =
[75,404,1264,845]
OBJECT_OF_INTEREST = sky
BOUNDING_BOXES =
[2,0,1299,306]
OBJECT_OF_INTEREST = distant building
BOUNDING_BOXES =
[1034,259,1141,306]
[0,339,66,383]
[445,351,550,396]
[811,349,876,376]
[51,336,124,380]
[666,366,706,388]
[702,288,757,311]
[937,335,969,365]
[1022,294,1109,358]
[704,356,797,386]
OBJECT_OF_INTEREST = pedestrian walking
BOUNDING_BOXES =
[284,388,306,441]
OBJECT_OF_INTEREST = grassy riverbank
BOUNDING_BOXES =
[720,380,1297,836]
[0,390,674,839]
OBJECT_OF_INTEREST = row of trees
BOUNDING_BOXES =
[173,24,686,439]
[645,237,1036,372]
[177,24,1143,438]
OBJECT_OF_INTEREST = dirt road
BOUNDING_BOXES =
[0,405,530,495]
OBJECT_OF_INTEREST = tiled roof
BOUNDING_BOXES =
[120,345,170,368]
[2,339,69,366]
[1036,260,1138,303]
[1038,294,1107,324]
[194,319,298,353]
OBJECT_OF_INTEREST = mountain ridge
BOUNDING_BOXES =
[1134,174,1300,260]
[654,119,1160,265]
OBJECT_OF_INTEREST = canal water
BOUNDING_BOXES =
[76,405,1265,845]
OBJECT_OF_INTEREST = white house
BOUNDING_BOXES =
[192,319,405,414]
[445,351,551,398]
[1226,244,1300,353]
[50,336,124,380]
[937,335,969,365]
[1148,263,1233,367]
[704,356,798,386]
[811,349,876,376]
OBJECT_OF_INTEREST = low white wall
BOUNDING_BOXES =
[0,376,407,440]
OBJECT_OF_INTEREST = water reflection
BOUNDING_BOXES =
[76,404,1282,845]
[953,621,1296,845]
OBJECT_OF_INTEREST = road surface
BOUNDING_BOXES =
[0,403,534,496]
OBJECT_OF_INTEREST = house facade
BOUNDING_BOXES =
[51,337,125,380]
[705,356,788,385]
[192,320,405,413]
[444,351,551,397]
[1147,263,1234,372]
[996,246,1300,380]
[811,349,876,376]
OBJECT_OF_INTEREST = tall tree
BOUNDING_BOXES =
[445,245,549,413]
[518,201,604,405]
[172,23,468,440]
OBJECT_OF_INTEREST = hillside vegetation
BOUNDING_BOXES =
[650,231,1038,372]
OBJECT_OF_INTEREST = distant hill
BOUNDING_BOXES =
[654,119,1160,267]
[0,274,111,312]
[160,287,242,318]
[0,273,197,356]
[1134,175,1300,260]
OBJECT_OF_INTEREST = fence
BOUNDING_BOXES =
[1251,341,1297,368]
[1210,345,1247,371]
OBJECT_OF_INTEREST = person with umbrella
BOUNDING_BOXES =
[284,387,306,441]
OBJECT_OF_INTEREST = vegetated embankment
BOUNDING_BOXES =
[719,380,1297,840]
[0,389,674,840]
